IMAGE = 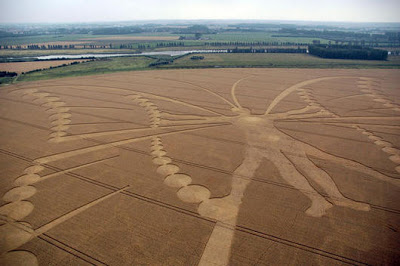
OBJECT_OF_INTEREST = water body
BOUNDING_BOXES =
[31,50,227,60]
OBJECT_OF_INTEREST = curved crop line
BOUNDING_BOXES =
[231,76,253,109]
[280,120,400,130]
[264,76,359,115]
[3,75,398,266]
[278,76,400,176]
[282,116,400,122]
[10,84,227,117]
[154,76,238,109]
[128,90,228,117]
[55,124,222,142]
[35,123,228,164]
[275,125,400,187]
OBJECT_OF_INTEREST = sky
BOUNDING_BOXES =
[0,0,399,24]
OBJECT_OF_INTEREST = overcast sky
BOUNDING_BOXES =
[1,0,399,23]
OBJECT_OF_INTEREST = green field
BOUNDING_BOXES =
[6,53,400,84]
[161,53,400,69]
[201,32,328,43]
[17,56,154,82]
[0,76,17,85]
[0,32,327,49]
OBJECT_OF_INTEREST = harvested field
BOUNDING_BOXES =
[0,68,399,265]
[0,60,89,74]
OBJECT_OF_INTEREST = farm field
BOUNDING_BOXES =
[0,49,137,58]
[165,53,400,69]
[0,32,327,46]
[0,60,90,74]
[201,32,329,43]
[16,57,154,82]
[11,54,400,84]
[0,68,399,265]
[0,31,330,57]
[84,35,181,41]
[0,34,91,46]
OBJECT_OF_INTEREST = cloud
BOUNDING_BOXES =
[0,0,399,23]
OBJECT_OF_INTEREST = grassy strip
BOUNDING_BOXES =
[0,76,16,85]
[160,53,400,69]
[17,56,155,82]
[9,53,400,84]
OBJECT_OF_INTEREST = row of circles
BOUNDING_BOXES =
[23,89,71,143]
[299,79,400,175]
[0,90,57,264]
[356,79,400,173]
[297,87,337,116]
[126,94,213,204]
[358,79,400,112]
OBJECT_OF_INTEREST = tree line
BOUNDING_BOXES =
[155,42,186,47]
[0,44,112,50]
[0,41,311,51]
[308,45,388,60]
[0,71,17,77]
[277,29,400,47]
[205,41,308,47]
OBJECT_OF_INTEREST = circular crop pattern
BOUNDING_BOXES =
[1,70,399,265]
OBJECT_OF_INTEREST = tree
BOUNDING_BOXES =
[195,33,202,40]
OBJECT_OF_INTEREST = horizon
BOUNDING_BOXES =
[1,0,400,24]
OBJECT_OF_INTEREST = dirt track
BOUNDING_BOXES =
[0,68,399,265]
